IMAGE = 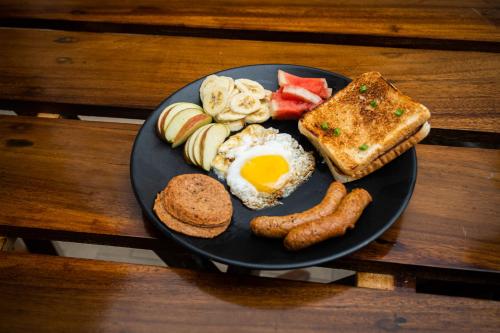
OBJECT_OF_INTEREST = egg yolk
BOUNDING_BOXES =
[240,155,290,193]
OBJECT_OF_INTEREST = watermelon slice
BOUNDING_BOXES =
[271,91,312,120]
[281,85,323,104]
[278,69,330,98]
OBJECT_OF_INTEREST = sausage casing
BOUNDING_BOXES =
[284,188,372,251]
[250,182,347,238]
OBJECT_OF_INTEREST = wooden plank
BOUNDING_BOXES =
[0,116,499,274]
[0,253,498,333]
[0,28,498,133]
[0,0,498,44]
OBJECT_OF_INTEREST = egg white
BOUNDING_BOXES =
[226,143,292,198]
[217,126,315,210]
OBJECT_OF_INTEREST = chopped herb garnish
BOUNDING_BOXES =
[320,122,329,130]
[395,108,405,116]
[359,85,367,93]
[333,127,341,136]
[359,144,369,151]
[370,100,378,108]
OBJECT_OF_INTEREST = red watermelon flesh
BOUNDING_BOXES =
[278,70,330,98]
[282,85,323,104]
[271,91,312,120]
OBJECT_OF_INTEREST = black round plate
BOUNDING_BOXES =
[130,64,417,270]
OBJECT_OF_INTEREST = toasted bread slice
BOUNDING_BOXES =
[299,72,430,176]
[299,121,430,182]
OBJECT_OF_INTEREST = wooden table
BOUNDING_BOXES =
[0,1,499,331]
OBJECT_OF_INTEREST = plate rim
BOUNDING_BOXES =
[130,63,417,270]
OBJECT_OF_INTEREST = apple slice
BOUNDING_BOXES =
[183,137,193,164]
[156,102,184,141]
[184,125,205,164]
[201,124,230,171]
[193,124,214,166]
[172,113,212,148]
[164,108,203,143]
[162,102,202,136]
[184,127,200,164]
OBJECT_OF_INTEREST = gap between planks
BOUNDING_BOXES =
[0,18,498,53]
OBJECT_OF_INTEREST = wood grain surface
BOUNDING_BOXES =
[0,252,498,333]
[0,28,498,133]
[0,115,499,273]
[0,0,498,44]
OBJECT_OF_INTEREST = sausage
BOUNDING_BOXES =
[284,188,372,251]
[250,182,347,238]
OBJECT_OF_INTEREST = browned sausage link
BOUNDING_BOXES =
[250,182,347,238]
[284,188,372,251]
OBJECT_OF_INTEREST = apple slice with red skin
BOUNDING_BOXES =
[200,124,230,171]
[156,102,183,141]
[184,125,207,165]
[172,113,212,148]
[193,124,214,166]
[184,126,201,164]
[157,102,203,141]
[164,108,204,142]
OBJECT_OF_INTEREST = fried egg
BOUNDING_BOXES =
[213,125,315,210]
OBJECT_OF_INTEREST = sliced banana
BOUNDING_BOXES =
[229,86,240,99]
[215,107,246,122]
[202,85,230,116]
[221,119,245,132]
[263,89,272,101]
[200,75,233,102]
[199,75,218,100]
[218,76,235,92]
[235,78,266,100]
[244,103,271,124]
[230,93,261,115]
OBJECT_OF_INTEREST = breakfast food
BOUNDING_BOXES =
[183,123,230,171]
[284,188,372,250]
[212,124,315,210]
[157,102,212,148]
[153,174,233,238]
[151,68,416,252]
[250,181,347,238]
[200,75,272,129]
[299,71,431,182]
[271,70,332,120]
[154,192,229,238]
[278,70,332,98]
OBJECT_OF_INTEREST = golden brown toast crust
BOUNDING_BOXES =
[299,121,431,183]
[300,72,430,176]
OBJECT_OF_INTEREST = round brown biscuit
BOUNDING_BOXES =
[164,174,233,227]
[153,193,229,238]
[159,190,229,229]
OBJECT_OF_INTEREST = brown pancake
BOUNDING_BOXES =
[164,174,232,227]
[153,193,229,238]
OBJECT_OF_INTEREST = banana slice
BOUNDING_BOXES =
[200,75,218,100]
[200,75,234,101]
[244,103,271,124]
[230,93,261,115]
[229,86,240,99]
[221,119,245,132]
[263,89,272,101]
[218,76,235,92]
[235,79,266,100]
[202,85,230,116]
[215,107,246,122]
